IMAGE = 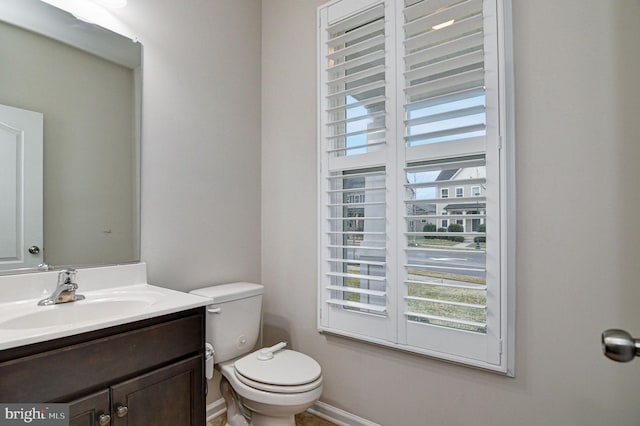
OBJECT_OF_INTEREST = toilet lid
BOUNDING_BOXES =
[234,349,322,388]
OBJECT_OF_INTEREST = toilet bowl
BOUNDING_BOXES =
[219,348,323,425]
[189,283,323,426]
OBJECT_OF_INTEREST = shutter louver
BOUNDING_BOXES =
[403,157,487,333]
[326,168,387,315]
[324,5,387,157]
[403,0,486,147]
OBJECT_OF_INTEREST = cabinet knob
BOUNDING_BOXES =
[115,405,128,418]
[98,413,111,425]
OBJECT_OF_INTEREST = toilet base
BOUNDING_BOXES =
[219,368,321,426]
[249,412,296,426]
[220,376,250,426]
[220,375,299,426]
[223,411,296,426]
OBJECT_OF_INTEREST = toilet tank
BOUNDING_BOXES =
[190,282,263,364]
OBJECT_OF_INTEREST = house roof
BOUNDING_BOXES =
[412,203,436,214]
[443,203,486,210]
[435,169,459,181]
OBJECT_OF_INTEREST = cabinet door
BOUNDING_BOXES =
[69,389,111,426]
[111,355,204,426]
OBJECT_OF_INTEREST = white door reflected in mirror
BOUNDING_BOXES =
[0,104,43,271]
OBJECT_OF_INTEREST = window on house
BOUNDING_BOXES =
[441,211,448,228]
[318,0,514,374]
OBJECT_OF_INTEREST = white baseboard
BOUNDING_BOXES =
[206,399,378,426]
[307,401,380,426]
[206,398,227,422]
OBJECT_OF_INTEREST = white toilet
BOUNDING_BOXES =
[190,283,323,426]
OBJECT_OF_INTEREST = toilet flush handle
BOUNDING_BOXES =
[257,341,288,361]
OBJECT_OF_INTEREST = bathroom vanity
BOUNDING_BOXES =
[0,264,210,426]
[0,308,205,425]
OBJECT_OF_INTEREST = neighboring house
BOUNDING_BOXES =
[344,167,485,240]
[343,176,365,234]
[436,167,486,234]
[405,167,486,239]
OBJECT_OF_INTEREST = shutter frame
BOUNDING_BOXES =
[318,0,514,374]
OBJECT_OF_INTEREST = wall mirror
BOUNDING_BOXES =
[0,0,141,274]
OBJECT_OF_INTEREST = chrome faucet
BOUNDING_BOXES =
[38,269,85,306]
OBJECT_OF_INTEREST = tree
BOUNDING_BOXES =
[474,223,486,243]
[422,223,437,239]
[447,223,465,242]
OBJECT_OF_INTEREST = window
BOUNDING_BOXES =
[318,0,514,374]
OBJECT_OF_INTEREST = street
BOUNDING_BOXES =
[406,247,486,279]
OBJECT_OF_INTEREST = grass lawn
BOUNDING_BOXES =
[410,237,486,251]
[409,238,459,248]
[341,266,486,332]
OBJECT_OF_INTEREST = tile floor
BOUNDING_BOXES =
[207,411,337,426]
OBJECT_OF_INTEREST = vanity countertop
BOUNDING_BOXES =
[0,263,210,351]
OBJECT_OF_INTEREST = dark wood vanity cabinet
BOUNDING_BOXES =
[0,307,206,426]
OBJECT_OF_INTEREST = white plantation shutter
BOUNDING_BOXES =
[401,156,498,363]
[318,0,513,373]
[319,1,397,341]
[397,0,502,364]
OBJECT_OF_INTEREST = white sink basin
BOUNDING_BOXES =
[0,269,211,352]
[0,296,159,330]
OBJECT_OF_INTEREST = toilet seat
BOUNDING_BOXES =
[234,370,323,394]
[233,349,322,394]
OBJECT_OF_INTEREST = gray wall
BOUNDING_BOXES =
[112,0,640,424]
[262,0,640,425]
[111,0,262,404]
[113,0,263,289]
